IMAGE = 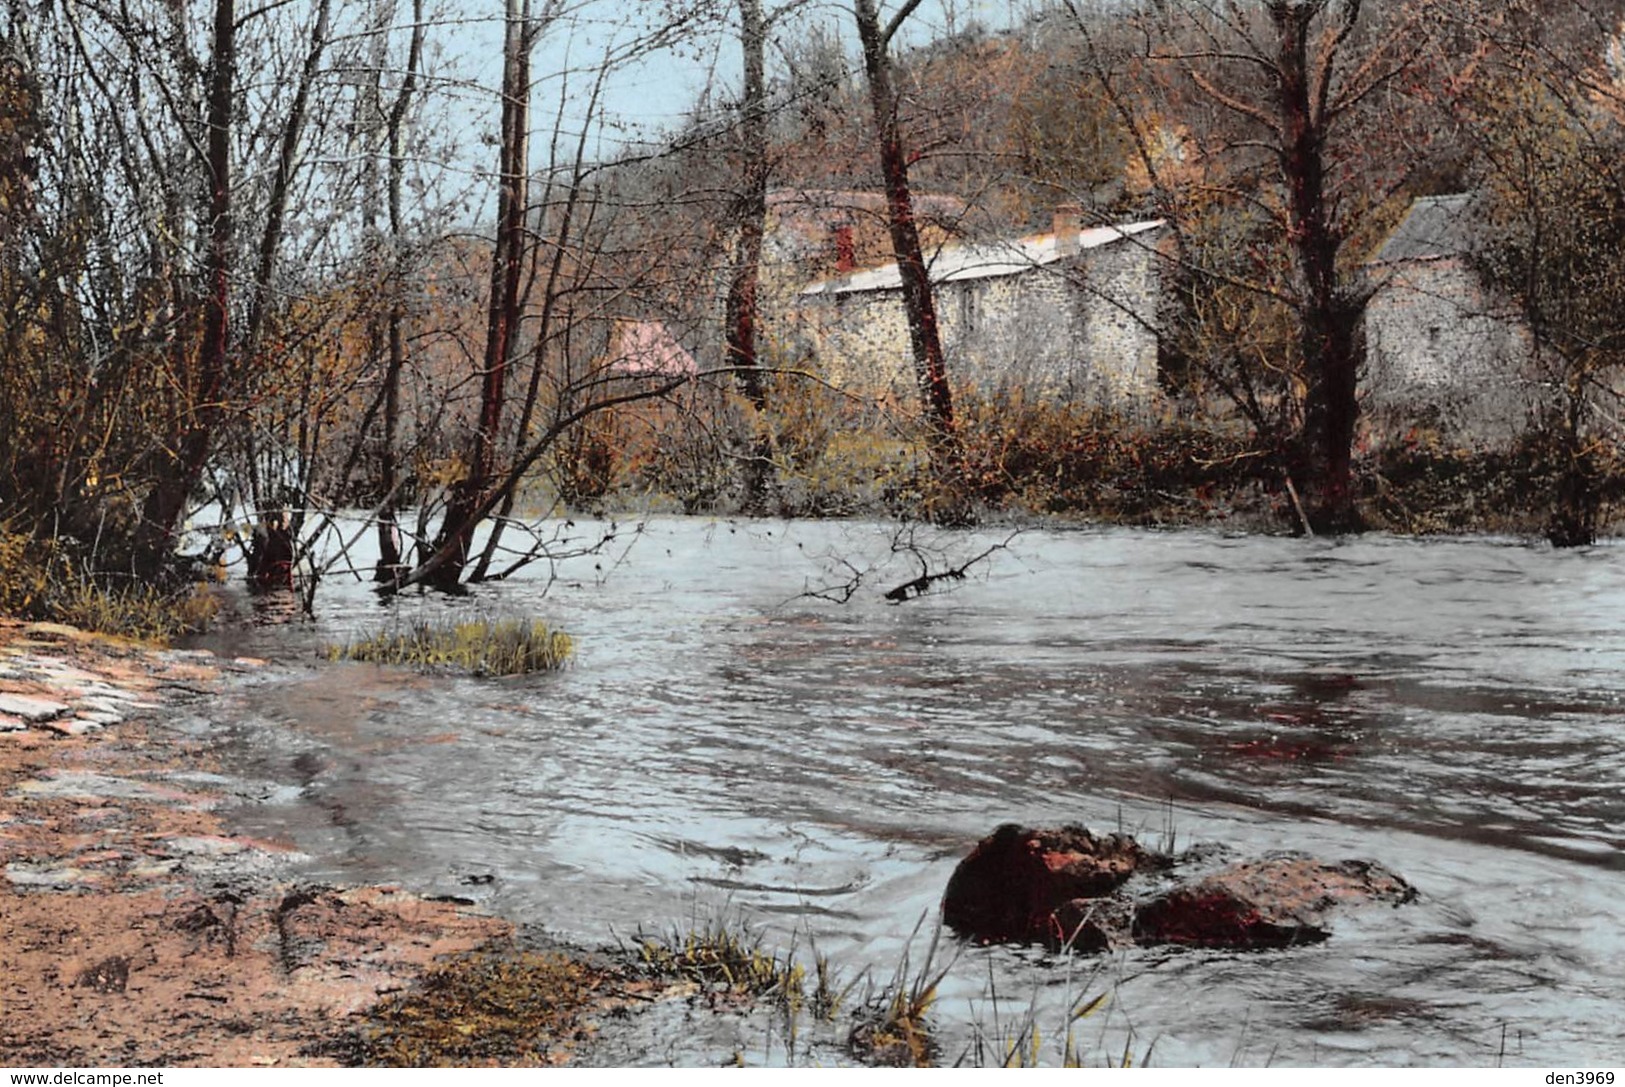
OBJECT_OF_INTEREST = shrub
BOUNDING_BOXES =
[0,523,218,642]
[616,376,923,518]
[954,388,1271,521]
[1360,431,1625,537]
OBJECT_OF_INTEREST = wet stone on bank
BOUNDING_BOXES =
[0,693,69,723]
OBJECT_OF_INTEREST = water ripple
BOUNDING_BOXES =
[196,520,1625,1066]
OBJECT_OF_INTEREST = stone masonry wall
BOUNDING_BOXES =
[1364,258,1541,444]
[790,235,1162,413]
[1074,237,1161,408]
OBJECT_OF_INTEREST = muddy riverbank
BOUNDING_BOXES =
[0,619,644,1067]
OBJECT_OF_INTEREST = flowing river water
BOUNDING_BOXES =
[186,518,1625,1066]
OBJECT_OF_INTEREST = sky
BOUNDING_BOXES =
[393,0,1044,230]
[442,0,1040,155]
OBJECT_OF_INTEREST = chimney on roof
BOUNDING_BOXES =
[832,224,856,273]
[1053,203,1083,257]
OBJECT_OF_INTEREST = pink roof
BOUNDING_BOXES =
[607,320,698,376]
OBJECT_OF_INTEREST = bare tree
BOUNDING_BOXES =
[377,0,428,576]
[1074,0,1460,534]
[428,0,543,591]
[1469,0,1625,545]
[1,0,418,580]
[852,0,963,497]
[725,0,776,511]
[134,0,236,571]
[367,1,730,594]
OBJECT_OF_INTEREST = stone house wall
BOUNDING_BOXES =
[1363,256,1541,444]
[787,227,1163,412]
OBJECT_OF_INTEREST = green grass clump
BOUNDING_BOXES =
[324,618,574,676]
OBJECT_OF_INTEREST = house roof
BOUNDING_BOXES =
[605,320,697,377]
[799,219,1165,297]
[1372,193,1478,263]
[766,189,968,267]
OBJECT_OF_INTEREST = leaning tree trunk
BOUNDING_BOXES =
[852,0,962,498]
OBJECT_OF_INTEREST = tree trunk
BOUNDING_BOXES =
[430,0,530,591]
[377,0,425,578]
[470,69,599,583]
[726,0,775,513]
[1271,0,1362,534]
[852,0,962,495]
[137,0,234,574]
[1547,368,1598,547]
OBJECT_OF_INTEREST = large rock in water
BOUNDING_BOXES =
[941,824,1160,945]
[1132,857,1416,948]
[942,825,1415,950]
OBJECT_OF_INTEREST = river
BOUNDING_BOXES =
[186,518,1625,1066]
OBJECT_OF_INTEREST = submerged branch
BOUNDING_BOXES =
[883,532,1017,604]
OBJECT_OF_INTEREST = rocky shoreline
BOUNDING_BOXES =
[0,620,613,1067]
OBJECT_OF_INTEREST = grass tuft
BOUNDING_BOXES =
[0,524,217,643]
[45,576,219,644]
[848,915,955,1068]
[323,617,574,676]
[807,935,851,1023]
[627,916,806,1007]
[618,914,862,1067]
[958,952,1155,1068]
[970,978,1114,1067]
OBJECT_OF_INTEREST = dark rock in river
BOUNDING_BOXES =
[941,823,1163,945]
[943,826,1415,951]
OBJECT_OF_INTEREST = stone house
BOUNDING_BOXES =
[788,209,1166,410]
[643,188,967,377]
[1363,193,1540,443]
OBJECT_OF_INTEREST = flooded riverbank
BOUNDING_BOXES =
[189,520,1625,1066]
